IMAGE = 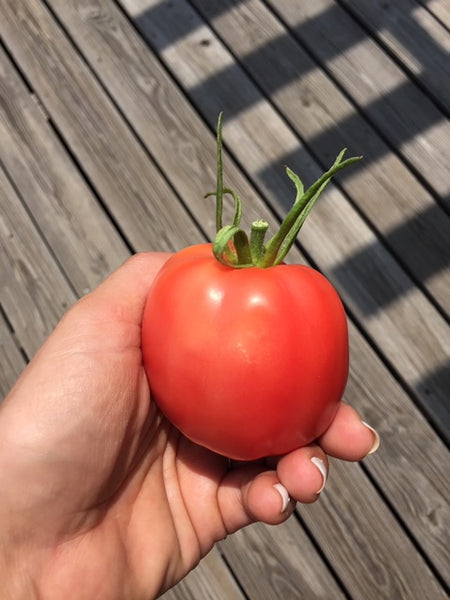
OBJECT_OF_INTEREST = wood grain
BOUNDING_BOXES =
[300,458,449,599]
[0,46,129,294]
[0,311,26,399]
[219,520,347,599]
[0,0,200,257]
[190,0,450,312]
[0,164,77,357]
[418,0,450,29]
[338,319,449,586]
[267,0,450,208]
[1,0,448,598]
[340,0,450,112]
[118,0,450,438]
[161,547,245,600]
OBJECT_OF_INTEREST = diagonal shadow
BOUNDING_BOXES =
[133,0,448,203]
[129,0,450,317]
[416,363,450,445]
[188,72,444,177]
[133,0,449,114]
[259,147,450,312]
[337,0,450,113]
[126,0,450,440]
[329,204,450,317]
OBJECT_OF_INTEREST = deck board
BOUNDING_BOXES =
[341,0,450,113]
[161,547,246,600]
[115,0,450,434]
[218,520,348,599]
[419,0,450,29]
[197,0,450,206]
[0,0,199,255]
[0,163,76,356]
[0,311,26,398]
[0,45,130,294]
[271,0,450,204]
[1,1,449,599]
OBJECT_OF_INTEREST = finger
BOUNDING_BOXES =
[318,403,380,461]
[218,466,295,533]
[276,445,328,504]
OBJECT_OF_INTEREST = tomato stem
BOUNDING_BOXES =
[214,112,225,232]
[250,220,269,264]
[208,113,362,268]
[261,151,361,267]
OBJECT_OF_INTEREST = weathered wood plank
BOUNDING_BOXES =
[20,0,263,242]
[0,164,76,357]
[116,0,450,437]
[340,0,450,112]
[299,458,448,599]
[345,318,450,587]
[19,0,450,592]
[161,547,246,600]
[418,0,450,29]
[0,45,129,295]
[0,0,200,259]
[1,2,448,598]
[264,0,450,206]
[218,520,347,599]
[188,0,450,314]
[0,311,26,400]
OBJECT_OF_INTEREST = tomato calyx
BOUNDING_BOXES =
[206,113,362,269]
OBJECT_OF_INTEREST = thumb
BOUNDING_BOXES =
[77,252,171,323]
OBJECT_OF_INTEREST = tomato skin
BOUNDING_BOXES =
[141,243,348,460]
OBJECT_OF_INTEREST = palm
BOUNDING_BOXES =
[12,299,230,599]
[0,254,377,599]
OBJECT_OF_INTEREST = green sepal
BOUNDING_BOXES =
[213,225,253,268]
[209,113,362,268]
[261,149,362,267]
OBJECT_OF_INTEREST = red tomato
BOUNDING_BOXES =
[141,243,348,460]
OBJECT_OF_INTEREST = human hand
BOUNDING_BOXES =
[0,253,378,599]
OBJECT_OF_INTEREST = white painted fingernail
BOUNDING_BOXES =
[362,421,380,454]
[273,483,290,513]
[311,457,327,494]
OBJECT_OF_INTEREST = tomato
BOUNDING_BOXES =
[141,243,348,460]
[141,114,359,460]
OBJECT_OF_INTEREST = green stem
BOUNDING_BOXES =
[250,220,269,264]
[261,151,361,267]
[234,230,253,265]
[209,113,362,268]
[215,112,224,232]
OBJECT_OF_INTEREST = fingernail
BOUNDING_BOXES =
[311,457,327,494]
[273,483,290,513]
[362,421,380,454]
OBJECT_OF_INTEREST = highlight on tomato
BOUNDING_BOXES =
[141,114,361,460]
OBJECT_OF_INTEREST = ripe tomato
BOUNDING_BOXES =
[141,243,348,460]
[141,113,359,460]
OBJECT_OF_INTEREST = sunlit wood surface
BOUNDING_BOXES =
[1,1,449,598]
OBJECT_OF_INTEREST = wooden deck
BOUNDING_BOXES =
[1,1,449,598]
